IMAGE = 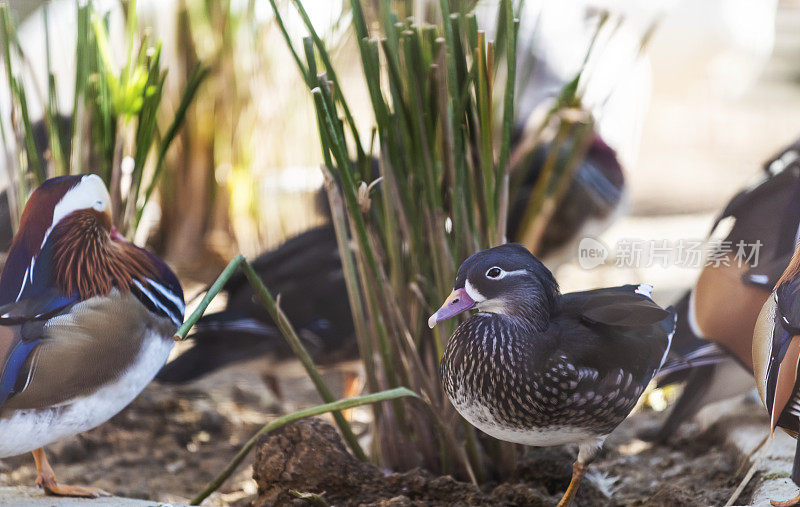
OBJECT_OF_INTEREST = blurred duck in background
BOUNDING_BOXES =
[156,223,362,397]
[645,137,800,443]
[156,133,627,389]
[753,241,800,507]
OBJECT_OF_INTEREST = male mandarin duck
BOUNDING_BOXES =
[0,174,184,497]
[754,243,800,507]
[430,243,675,506]
[646,137,800,442]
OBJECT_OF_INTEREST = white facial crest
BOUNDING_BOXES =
[42,174,111,250]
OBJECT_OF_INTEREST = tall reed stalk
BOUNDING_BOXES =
[268,0,528,477]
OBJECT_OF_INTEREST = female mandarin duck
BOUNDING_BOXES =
[0,174,184,497]
[430,244,675,506]
[754,242,800,507]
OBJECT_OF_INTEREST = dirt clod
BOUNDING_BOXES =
[253,418,500,506]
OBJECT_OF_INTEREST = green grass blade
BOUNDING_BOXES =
[267,0,310,84]
[174,254,246,340]
[289,0,365,161]
[134,63,209,232]
[494,1,517,245]
[239,259,368,461]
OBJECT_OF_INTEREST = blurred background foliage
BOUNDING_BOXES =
[1,0,365,276]
[0,0,644,278]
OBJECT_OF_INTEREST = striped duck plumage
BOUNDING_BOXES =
[753,241,800,507]
[0,174,184,498]
[431,243,675,507]
[647,137,800,443]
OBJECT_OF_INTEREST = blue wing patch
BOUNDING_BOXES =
[0,291,77,408]
[0,340,38,406]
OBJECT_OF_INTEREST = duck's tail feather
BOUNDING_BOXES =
[654,291,730,385]
[156,312,285,384]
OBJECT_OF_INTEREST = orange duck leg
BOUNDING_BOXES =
[32,448,110,498]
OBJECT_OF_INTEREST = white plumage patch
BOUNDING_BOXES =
[585,469,619,498]
[41,175,110,251]
[464,279,485,303]
[658,313,677,370]
[686,288,705,338]
[634,284,653,297]
[453,397,595,446]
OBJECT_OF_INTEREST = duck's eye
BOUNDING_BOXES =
[486,267,503,279]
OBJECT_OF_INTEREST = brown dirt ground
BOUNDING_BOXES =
[0,361,757,506]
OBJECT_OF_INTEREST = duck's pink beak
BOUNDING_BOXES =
[110,226,125,242]
[428,288,475,329]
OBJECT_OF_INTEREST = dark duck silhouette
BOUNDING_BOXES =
[753,242,800,507]
[430,243,675,506]
[156,224,358,394]
[645,136,800,442]
[0,175,184,497]
[508,132,624,259]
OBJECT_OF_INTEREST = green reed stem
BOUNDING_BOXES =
[174,255,246,340]
[240,260,368,461]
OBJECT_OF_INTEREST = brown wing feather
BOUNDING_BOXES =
[2,291,173,411]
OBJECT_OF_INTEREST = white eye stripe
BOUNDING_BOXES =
[484,267,527,280]
[506,269,528,276]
